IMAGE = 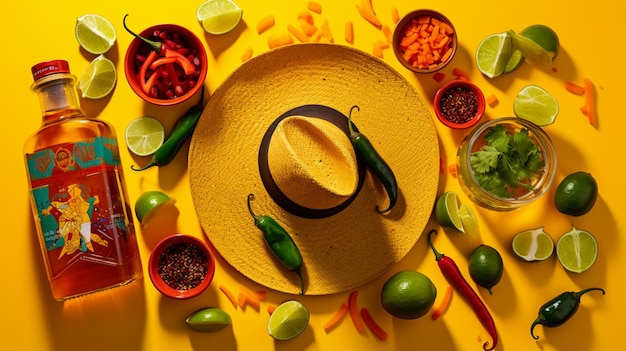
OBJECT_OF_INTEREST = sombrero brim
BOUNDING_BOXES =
[189,43,439,295]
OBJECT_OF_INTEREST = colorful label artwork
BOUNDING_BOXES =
[26,137,129,260]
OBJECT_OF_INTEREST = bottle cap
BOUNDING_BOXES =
[31,60,70,82]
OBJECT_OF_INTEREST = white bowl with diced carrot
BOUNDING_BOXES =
[392,9,457,73]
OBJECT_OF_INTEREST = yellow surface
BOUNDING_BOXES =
[1,1,623,350]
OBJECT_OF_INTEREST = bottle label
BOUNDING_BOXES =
[26,137,132,263]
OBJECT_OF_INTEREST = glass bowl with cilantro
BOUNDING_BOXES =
[456,117,557,211]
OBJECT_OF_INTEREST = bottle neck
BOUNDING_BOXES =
[31,73,83,124]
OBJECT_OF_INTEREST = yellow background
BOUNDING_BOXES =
[1,0,624,350]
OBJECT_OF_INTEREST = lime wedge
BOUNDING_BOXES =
[186,307,232,332]
[509,30,554,65]
[475,32,512,78]
[134,190,176,226]
[196,0,243,35]
[512,227,554,262]
[268,300,310,341]
[125,116,165,157]
[556,226,598,273]
[75,14,116,54]
[78,55,117,99]
[434,191,464,233]
[458,204,479,236]
[504,49,525,74]
[513,85,559,126]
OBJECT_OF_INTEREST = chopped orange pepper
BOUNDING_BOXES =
[486,93,499,108]
[345,21,354,44]
[323,303,349,332]
[391,7,400,24]
[432,285,453,320]
[564,81,585,96]
[307,1,322,14]
[219,285,238,309]
[582,78,596,125]
[288,24,310,42]
[256,15,275,34]
[356,3,382,28]
[240,46,253,62]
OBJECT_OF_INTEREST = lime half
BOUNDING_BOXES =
[268,300,310,341]
[556,226,598,273]
[134,190,176,226]
[125,116,165,157]
[196,0,243,35]
[186,307,232,332]
[79,55,117,99]
[434,191,464,233]
[475,32,512,78]
[75,14,116,54]
[513,85,559,126]
[512,227,554,262]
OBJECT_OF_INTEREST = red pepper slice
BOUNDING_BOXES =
[139,51,158,89]
[165,49,195,75]
[348,290,366,333]
[360,307,388,341]
[149,57,177,70]
[143,66,165,94]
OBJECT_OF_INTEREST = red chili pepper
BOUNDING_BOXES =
[428,230,498,351]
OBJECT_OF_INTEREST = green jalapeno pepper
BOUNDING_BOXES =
[131,86,205,171]
[347,105,398,213]
[247,194,305,295]
[530,287,605,339]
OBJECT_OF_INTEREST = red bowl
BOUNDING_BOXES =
[434,80,485,129]
[124,24,207,106]
[148,234,215,299]
[392,9,457,73]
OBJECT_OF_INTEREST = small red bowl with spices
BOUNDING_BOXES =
[434,80,485,129]
[123,20,207,106]
[392,9,457,73]
[148,234,215,299]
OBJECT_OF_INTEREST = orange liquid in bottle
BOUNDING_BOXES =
[24,60,142,300]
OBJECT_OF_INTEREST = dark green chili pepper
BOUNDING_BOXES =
[530,287,605,339]
[247,194,305,295]
[347,105,397,213]
[131,86,205,171]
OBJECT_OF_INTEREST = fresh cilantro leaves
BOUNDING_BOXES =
[470,124,544,198]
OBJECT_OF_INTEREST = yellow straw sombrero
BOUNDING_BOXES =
[189,43,439,295]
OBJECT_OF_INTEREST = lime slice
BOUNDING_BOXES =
[78,55,117,99]
[512,227,554,262]
[75,14,116,54]
[196,0,243,35]
[268,300,310,341]
[475,32,512,78]
[513,85,559,126]
[186,307,232,332]
[509,30,554,65]
[134,190,176,226]
[556,226,598,273]
[125,117,165,157]
[434,191,464,233]
[458,204,479,236]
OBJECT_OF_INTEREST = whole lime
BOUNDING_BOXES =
[520,24,560,61]
[468,245,503,295]
[554,171,598,216]
[381,270,437,319]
